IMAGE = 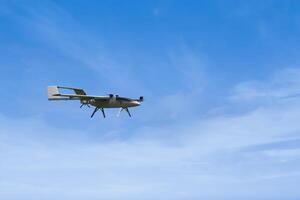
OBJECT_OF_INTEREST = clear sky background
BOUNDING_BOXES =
[1,0,300,199]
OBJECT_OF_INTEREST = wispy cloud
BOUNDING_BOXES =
[1,1,300,199]
[230,68,300,102]
[1,68,300,199]
[1,1,144,94]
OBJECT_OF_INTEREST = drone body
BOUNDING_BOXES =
[48,86,143,118]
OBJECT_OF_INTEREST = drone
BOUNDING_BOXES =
[48,86,143,118]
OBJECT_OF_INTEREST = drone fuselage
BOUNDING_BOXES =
[89,98,141,108]
[48,86,143,118]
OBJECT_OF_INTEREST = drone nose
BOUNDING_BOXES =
[133,101,140,106]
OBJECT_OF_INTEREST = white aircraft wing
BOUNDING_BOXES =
[48,86,109,100]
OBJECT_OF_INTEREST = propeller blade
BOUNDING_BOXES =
[117,108,123,117]
[81,103,91,108]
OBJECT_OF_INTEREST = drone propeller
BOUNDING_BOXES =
[80,99,91,108]
[80,103,90,108]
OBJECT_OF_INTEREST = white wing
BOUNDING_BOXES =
[47,86,109,101]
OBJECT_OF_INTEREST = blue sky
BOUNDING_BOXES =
[1,0,300,199]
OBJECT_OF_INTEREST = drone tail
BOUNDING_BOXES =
[48,86,69,100]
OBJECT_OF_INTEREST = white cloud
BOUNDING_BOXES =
[1,68,300,200]
[230,68,300,102]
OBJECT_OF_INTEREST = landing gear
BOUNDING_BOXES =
[91,107,132,118]
[125,108,131,117]
[100,108,106,118]
[117,107,131,117]
[91,107,99,118]
[90,107,106,118]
